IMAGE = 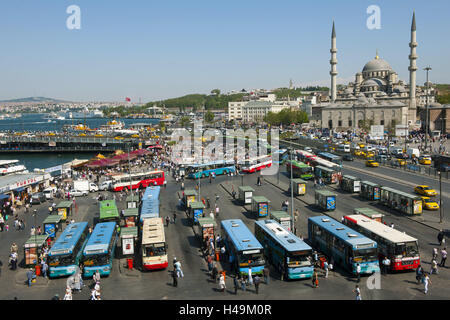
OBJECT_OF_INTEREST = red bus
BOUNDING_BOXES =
[241,155,272,173]
[343,215,420,272]
[111,170,165,191]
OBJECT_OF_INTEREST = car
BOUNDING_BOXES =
[364,152,375,158]
[396,158,407,166]
[343,154,354,161]
[66,189,88,197]
[31,192,46,204]
[365,160,379,167]
[419,156,432,165]
[304,147,313,153]
[414,185,438,197]
[421,197,439,210]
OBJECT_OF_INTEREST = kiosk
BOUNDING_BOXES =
[290,178,307,196]
[119,227,138,258]
[360,181,381,201]
[340,175,361,193]
[380,187,423,215]
[56,201,73,222]
[122,208,139,227]
[238,186,255,205]
[270,211,293,232]
[126,194,139,209]
[195,217,217,249]
[353,207,384,222]
[42,215,63,239]
[183,189,197,209]
[189,201,206,224]
[252,196,270,218]
[24,234,49,266]
[315,190,337,211]
[314,165,340,184]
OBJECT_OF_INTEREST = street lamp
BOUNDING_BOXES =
[424,66,432,152]
[438,170,442,224]
[288,148,295,234]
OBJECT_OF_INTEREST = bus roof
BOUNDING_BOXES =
[48,222,88,256]
[255,220,312,252]
[83,222,116,255]
[308,216,377,249]
[286,160,310,168]
[221,219,263,252]
[187,159,234,168]
[142,218,165,245]
[318,152,341,159]
[140,186,160,221]
[345,215,417,243]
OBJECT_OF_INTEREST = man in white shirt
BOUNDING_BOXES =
[356,263,361,283]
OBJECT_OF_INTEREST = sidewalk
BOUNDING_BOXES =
[14,269,49,287]
[117,258,141,278]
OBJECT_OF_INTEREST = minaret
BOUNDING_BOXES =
[408,11,418,110]
[330,21,337,102]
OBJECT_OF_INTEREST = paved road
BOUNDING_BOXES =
[0,168,449,300]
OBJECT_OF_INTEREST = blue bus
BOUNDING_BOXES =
[308,216,380,275]
[47,222,89,278]
[82,222,118,277]
[255,220,314,280]
[272,149,288,164]
[318,152,343,167]
[186,160,236,179]
[221,219,265,277]
[140,186,160,222]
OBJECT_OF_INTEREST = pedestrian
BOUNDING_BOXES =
[10,252,18,270]
[353,285,362,300]
[432,248,438,261]
[207,255,213,273]
[437,230,445,246]
[64,287,73,300]
[206,198,211,209]
[173,213,177,224]
[356,263,361,282]
[312,270,319,288]
[233,276,239,295]
[90,288,98,300]
[26,268,34,287]
[215,205,220,217]
[257,176,261,186]
[440,248,447,267]
[423,273,431,294]
[253,275,261,294]
[382,256,391,275]
[174,259,184,278]
[41,260,48,278]
[240,276,247,291]
[220,246,226,262]
[430,259,439,275]
[247,267,253,286]
[212,263,218,282]
[416,265,424,283]
[165,216,170,227]
[263,265,270,284]
[219,273,226,292]
[93,270,101,286]
[323,260,329,278]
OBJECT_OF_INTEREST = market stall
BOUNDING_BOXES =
[238,186,255,205]
[289,178,307,196]
[269,211,292,232]
[340,175,361,193]
[188,201,205,224]
[195,217,217,249]
[56,201,73,222]
[42,214,63,239]
[122,208,139,227]
[314,165,340,184]
[24,234,49,267]
[315,189,337,211]
[359,181,381,201]
[183,189,197,209]
[251,196,270,218]
[380,186,423,215]
[119,227,138,258]
[126,194,139,209]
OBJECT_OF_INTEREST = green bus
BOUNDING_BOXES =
[99,200,120,223]
[285,160,314,180]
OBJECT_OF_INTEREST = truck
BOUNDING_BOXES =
[406,148,420,159]
[43,186,57,200]
[73,180,99,193]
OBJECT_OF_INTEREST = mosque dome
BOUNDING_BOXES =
[362,56,392,73]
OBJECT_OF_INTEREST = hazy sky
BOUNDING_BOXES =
[0,0,448,102]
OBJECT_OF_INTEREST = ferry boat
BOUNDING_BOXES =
[99,119,125,132]
[0,160,28,175]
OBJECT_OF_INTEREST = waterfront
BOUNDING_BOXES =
[0,113,159,133]
[0,152,97,171]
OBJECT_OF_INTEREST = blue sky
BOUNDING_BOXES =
[0,0,448,102]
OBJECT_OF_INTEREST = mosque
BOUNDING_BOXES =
[312,12,436,130]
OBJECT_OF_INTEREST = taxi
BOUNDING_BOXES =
[421,197,439,210]
[354,150,363,156]
[419,156,432,165]
[396,158,407,166]
[365,160,379,167]
[94,134,103,137]
[358,143,365,149]
[78,133,86,137]
[114,136,124,140]
[364,152,375,158]
[414,185,437,197]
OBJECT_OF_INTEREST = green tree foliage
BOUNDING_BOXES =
[205,111,215,123]
[263,109,308,126]
[180,116,191,128]
[273,86,329,100]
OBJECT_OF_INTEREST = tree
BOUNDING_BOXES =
[205,111,215,123]
[211,89,221,96]
[180,116,191,128]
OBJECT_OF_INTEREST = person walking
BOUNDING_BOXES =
[353,285,362,300]
[312,270,319,288]
[254,275,261,294]
[165,216,170,227]
[382,256,391,275]
[430,259,439,275]
[263,265,270,284]
[26,268,34,287]
[440,248,447,267]
[247,267,253,286]
[240,276,247,291]
[437,230,445,246]
[423,273,431,294]
[323,260,329,278]
[173,213,177,224]
[219,273,226,293]
[10,252,18,270]
[212,263,218,282]
[432,248,438,261]
[63,287,73,300]
[41,260,48,278]
[172,269,178,287]
[233,276,239,295]
[174,259,184,278]
[356,263,361,282]
[215,205,220,217]
[416,265,424,284]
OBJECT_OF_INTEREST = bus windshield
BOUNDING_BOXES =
[299,166,312,174]
[394,241,419,257]
[352,248,378,262]
[239,252,265,266]
[83,254,110,267]
[48,254,75,267]
[143,243,166,257]
[287,252,312,267]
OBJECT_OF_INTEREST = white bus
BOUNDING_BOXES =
[343,214,420,272]
[241,155,272,173]
[141,217,168,270]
